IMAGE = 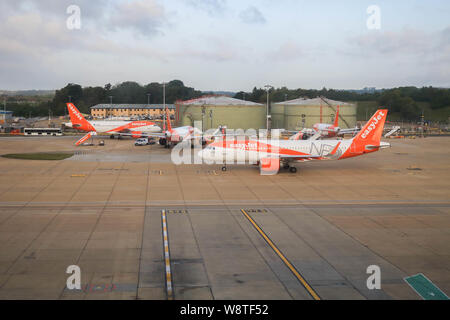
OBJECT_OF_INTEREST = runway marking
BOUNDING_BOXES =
[245,209,268,213]
[70,174,86,177]
[166,209,188,214]
[240,209,321,300]
[404,273,449,300]
[161,209,173,300]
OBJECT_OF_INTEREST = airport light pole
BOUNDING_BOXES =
[66,96,71,117]
[264,85,273,130]
[209,109,213,129]
[108,96,113,118]
[147,93,151,119]
[162,82,166,131]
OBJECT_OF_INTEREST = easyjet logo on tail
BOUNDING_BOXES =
[361,110,385,139]
[68,103,83,122]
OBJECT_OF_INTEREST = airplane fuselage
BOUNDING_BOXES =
[312,123,339,137]
[165,126,203,143]
[200,138,349,163]
[66,120,161,134]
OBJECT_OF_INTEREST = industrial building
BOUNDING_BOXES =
[90,104,175,119]
[176,96,265,130]
[271,97,357,130]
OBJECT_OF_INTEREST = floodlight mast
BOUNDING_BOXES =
[264,85,273,130]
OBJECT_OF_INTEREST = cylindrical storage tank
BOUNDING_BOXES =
[273,97,357,131]
[178,96,266,130]
[270,103,285,129]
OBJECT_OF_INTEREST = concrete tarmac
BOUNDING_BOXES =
[0,136,449,299]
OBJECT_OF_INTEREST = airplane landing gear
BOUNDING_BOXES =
[289,166,297,173]
[221,166,227,172]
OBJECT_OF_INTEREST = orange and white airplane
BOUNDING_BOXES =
[144,106,220,148]
[290,105,360,140]
[199,109,390,174]
[65,103,161,145]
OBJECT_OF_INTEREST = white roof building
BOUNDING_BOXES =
[275,97,353,106]
[180,95,263,106]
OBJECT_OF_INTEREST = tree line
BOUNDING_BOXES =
[2,80,203,118]
[2,81,449,121]
[52,80,203,115]
[234,86,450,120]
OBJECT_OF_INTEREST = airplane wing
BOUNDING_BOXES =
[278,154,322,159]
[308,132,322,140]
[384,126,400,137]
[338,127,360,135]
[116,132,166,138]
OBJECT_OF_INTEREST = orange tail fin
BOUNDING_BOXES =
[339,109,388,159]
[353,109,388,146]
[333,105,340,127]
[67,103,95,132]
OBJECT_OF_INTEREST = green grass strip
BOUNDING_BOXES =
[1,152,74,161]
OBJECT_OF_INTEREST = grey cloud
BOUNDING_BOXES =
[172,36,243,62]
[239,6,266,25]
[186,0,227,15]
[0,1,170,89]
[349,27,449,57]
[0,0,109,20]
[107,0,168,37]
[1,0,170,38]
[267,41,305,61]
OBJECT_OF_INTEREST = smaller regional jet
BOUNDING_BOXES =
[65,103,161,145]
[199,109,390,175]
[290,106,360,140]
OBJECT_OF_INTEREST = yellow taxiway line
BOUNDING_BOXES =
[241,209,321,300]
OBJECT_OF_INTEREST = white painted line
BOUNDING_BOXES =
[161,209,174,300]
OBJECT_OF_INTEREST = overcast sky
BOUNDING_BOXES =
[0,0,449,91]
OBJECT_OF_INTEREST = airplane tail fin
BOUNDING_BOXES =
[353,109,388,147]
[67,103,94,131]
[333,105,340,127]
[339,109,389,159]
[165,106,172,131]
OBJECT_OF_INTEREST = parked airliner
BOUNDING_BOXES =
[65,103,161,145]
[199,109,390,175]
[290,105,360,140]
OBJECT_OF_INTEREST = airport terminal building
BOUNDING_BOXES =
[90,104,175,119]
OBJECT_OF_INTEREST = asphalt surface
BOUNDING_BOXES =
[0,136,449,299]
